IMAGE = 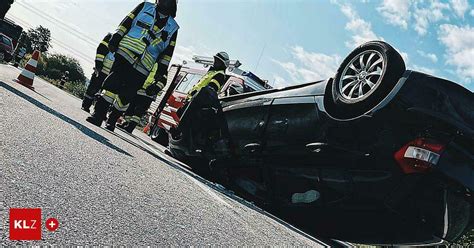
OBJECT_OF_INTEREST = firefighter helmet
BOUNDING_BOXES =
[214,52,230,68]
[156,0,177,18]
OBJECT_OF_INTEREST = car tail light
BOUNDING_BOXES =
[394,138,445,174]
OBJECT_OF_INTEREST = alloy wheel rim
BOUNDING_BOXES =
[338,50,386,101]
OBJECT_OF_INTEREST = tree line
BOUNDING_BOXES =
[18,26,86,83]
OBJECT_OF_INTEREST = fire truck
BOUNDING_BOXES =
[0,18,22,49]
[147,55,272,146]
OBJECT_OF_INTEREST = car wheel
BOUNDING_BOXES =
[330,41,405,119]
[150,125,168,146]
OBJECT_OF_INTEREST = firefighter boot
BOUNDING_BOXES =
[81,97,93,113]
[116,121,129,130]
[105,109,122,132]
[86,97,108,127]
[124,122,138,134]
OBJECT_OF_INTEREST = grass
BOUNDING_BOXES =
[458,229,474,246]
[40,76,86,99]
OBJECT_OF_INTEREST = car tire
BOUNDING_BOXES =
[150,125,168,147]
[329,41,405,119]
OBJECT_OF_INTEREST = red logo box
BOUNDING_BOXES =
[9,208,42,240]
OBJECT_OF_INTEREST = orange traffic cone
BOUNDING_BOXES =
[14,50,40,90]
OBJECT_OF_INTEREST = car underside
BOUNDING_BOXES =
[160,41,473,245]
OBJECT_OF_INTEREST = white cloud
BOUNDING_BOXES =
[413,0,450,36]
[170,45,214,67]
[273,46,342,86]
[272,75,289,88]
[377,0,411,29]
[339,4,383,48]
[376,0,469,35]
[471,9,474,16]
[412,65,436,74]
[450,0,470,18]
[400,52,409,65]
[438,24,474,84]
[417,50,438,63]
[171,45,197,65]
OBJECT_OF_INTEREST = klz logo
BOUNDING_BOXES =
[9,208,42,240]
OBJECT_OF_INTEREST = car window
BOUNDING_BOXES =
[224,78,245,95]
[0,35,11,46]
[175,73,202,93]
[173,72,188,92]
[244,77,267,92]
[173,72,186,86]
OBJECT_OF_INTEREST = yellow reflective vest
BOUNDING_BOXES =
[187,70,225,98]
[117,2,179,75]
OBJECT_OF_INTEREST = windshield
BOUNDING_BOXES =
[0,35,12,46]
[244,76,268,92]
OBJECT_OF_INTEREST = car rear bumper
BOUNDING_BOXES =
[396,71,474,137]
[437,141,474,191]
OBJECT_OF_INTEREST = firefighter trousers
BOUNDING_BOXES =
[118,94,154,133]
[91,54,147,123]
[82,71,107,109]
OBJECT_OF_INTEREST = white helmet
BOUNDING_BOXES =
[214,51,230,68]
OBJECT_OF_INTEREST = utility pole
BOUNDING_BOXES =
[0,0,14,19]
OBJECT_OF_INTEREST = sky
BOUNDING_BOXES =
[6,0,474,91]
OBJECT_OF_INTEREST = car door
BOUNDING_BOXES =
[223,97,272,157]
[262,96,353,208]
[218,97,273,203]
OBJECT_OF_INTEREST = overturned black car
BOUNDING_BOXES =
[158,41,473,245]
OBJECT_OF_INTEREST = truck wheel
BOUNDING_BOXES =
[150,125,168,147]
[330,41,405,119]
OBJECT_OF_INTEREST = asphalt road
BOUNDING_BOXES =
[0,64,332,246]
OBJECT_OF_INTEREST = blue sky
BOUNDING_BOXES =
[7,0,474,90]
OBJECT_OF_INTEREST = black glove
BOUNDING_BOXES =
[145,83,161,96]
[154,73,166,84]
[208,83,219,92]
[108,33,122,53]
[95,61,103,72]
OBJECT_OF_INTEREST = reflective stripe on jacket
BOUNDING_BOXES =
[101,52,115,75]
[137,63,161,100]
[187,70,225,98]
[117,2,179,75]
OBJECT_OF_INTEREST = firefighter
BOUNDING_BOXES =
[187,51,230,99]
[86,0,179,131]
[179,51,230,126]
[177,52,230,153]
[81,33,115,113]
[116,63,162,134]
[59,71,69,89]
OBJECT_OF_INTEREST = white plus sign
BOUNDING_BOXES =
[49,221,56,228]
